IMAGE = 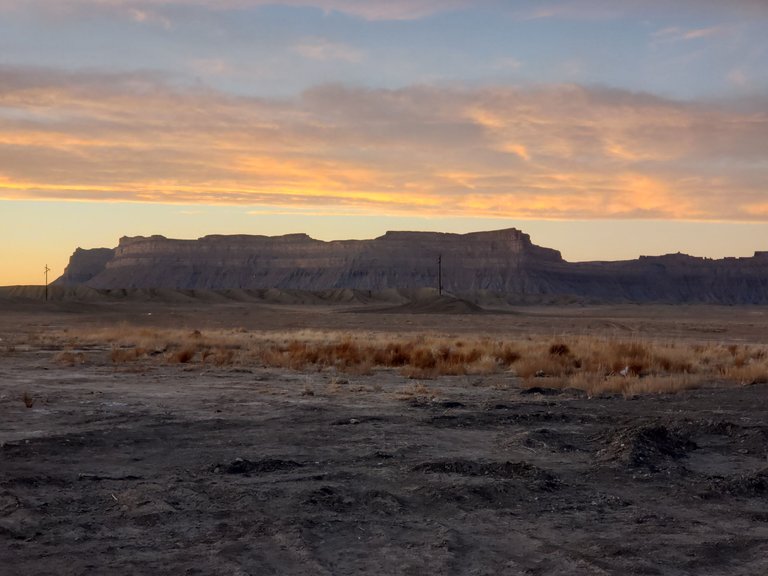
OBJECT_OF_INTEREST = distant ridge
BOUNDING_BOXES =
[51,228,768,304]
[0,285,496,314]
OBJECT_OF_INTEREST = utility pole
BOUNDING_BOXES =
[44,264,50,302]
[438,255,443,296]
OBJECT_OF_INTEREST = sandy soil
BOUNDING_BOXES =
[1,301,767,575]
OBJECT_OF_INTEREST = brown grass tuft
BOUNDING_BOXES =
[110,347,147,363]
[54,351,88,367]
[22,391,35,408]
[549,342,571,356]
[202,348,236,366]
[396,382,435,403]
[169,347,197,364]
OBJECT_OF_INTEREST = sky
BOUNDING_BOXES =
[1,0,767,285]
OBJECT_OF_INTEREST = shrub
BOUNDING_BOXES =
[54,351,88,367]
[22,391,35,408]
[169,347,197,364]
[549,342,570,356]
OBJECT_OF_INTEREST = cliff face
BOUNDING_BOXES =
[58,229,561,292]
[54,228,768,303]
[544,253,768,304]
[55,247,115,286]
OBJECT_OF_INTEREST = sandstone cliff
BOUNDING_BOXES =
[54,229,768,304]
[55,247,115,286]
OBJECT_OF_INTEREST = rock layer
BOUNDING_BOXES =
[54,229,768,303]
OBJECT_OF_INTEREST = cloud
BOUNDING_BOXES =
[0,0,480,21]
[2,0,767,27]
[489,57,523,72]
[683,27,723,40]
[0,65,767,221]
[188,58,236,77]
[2,0,768,23]
[292,38,363,63]
[127,7,173,28]
[652,25,727,44]
[727,68,749,87]
[519,0,768,21]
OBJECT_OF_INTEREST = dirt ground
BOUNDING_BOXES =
[1,300,767,575]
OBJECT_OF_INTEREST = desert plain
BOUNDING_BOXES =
[1,292,767,575]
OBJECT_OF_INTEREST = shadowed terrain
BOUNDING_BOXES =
[1,300,767,575]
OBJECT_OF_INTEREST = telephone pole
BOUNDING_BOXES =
[44,264,50,302]
[438,255,443,296]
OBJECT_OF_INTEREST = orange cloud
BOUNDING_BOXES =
[1,67,767,221]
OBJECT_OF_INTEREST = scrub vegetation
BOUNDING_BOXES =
[44,326,768,396]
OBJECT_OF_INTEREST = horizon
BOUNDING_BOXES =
[5,220,768,288]
[2,1,767,285]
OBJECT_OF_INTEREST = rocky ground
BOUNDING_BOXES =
[1,301,767,575]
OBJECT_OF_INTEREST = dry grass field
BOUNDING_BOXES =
[1,296,767,575]
[45,325,768,395]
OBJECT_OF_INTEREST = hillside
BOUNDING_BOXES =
[53,228,768,304]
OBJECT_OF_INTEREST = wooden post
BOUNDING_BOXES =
[44,264,50,301]
[438,255,442,296]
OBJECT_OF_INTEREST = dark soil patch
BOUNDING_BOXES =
[521,428,583,452]
[435,400,466,409]
[428,409,578,429]
[364,295,486,315]
[703,470,768,498]
[520,386,563,396]
[304,486,404,515]
[211,458,304,475]
[0,491,19,516]
[413,459,561,490]
[598,424,697,471]
[680,420,768,456]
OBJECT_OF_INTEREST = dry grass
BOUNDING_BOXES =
[22,391,35,408]
[53,350,88,367]
[110,347,148,363]
[40,325,768,396]
[396,382,437,404]
[168,346,197,364]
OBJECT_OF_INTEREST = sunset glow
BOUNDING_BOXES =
[1,0,767,284]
